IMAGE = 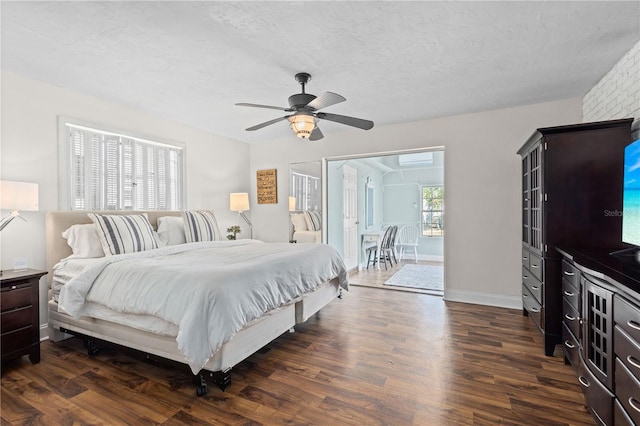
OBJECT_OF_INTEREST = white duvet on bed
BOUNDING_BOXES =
[57,240,348,373]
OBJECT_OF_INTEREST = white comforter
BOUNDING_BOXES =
[58,240,348,373]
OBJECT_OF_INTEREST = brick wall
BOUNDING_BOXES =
[583,40,640,123]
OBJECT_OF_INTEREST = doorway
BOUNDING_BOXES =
[325,148,445,295]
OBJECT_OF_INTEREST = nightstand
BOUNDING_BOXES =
[1,269,47,364]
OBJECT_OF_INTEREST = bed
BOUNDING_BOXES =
[45,210,347,395]
[290,210,322,243]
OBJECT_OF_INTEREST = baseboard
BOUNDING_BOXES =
[40,323,50,342]
[444,289,522,310]
[417,254,444,262]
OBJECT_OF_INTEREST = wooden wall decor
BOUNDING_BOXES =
[256,169,277,204]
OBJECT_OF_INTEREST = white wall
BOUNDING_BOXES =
[0,71,250,332]
[249,98,583,308]
[583,40,640,122]
[383,164,445,258]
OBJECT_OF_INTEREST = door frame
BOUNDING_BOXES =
[323,146,445,270]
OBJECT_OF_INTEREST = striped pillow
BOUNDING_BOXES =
[182,210,222,242]
[88,213,159,256]
[303,210,322,232]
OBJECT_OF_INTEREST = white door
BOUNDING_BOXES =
[343,165,358,269]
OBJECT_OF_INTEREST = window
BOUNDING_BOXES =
[421,185,444,237]
[59,119,184,210]
[290,171,321,211]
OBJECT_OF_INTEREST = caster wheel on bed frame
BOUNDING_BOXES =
[194,372,208,397]
[196,384,208,397]
[84,338,100,356]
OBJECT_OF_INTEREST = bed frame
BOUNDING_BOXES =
[45,210,341,395]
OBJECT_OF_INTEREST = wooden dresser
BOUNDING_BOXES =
[558,248,640,426]
[517,118,633,356]
[1,269,47,364]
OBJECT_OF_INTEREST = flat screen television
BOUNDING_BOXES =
[623,137,640,248]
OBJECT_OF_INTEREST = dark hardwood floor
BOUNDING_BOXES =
[1,285,594,425]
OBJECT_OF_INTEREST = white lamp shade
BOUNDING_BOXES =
[0,181,39,211]
[288,114,316,139]
[289,196,296,211]
[230,192,250,212]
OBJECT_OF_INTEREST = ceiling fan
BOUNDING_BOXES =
[236,72,374,141]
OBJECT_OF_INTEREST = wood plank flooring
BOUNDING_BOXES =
[349,259,444,295]
[1,286,594,425]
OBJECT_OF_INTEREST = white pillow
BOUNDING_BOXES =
[182,210,222,242]
[89,213,160,255]
[290,213,308,232]
[62,224,106,258]
[304,210,322,231]
[157,216,186,246]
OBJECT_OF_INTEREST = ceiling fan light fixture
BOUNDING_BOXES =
[288,114,316,139]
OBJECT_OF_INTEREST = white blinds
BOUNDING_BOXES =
[67,124,183,210]
[291,172,321,211]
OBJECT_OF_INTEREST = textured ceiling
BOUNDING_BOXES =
[2,1,639,144]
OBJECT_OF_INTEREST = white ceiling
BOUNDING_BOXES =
[2,1,638,144]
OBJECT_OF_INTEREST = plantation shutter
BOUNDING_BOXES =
[66,123,183,210]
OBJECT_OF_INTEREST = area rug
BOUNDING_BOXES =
[384,264,444,291]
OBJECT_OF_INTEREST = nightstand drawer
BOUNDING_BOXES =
[1,305,32,333]
[0,269,46,364]
[1,326,34,356]
[1,284,32,311]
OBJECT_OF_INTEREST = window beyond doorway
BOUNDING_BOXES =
[421,185,444,237]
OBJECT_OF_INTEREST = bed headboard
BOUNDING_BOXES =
[45,210,182,286]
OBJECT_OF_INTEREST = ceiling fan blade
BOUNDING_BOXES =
[236,102,292,112]
[316,112,374,130]
[246,116,291,131]
[309,127,324,141]
[306,91,346,111]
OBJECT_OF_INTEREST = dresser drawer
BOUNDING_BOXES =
[563,297,580,340]
[0,284,32,312]
[562,322,579,367]
[522,266,543,303]
[523,284,543,331]
[577,356,614,426]
[614,325,640,383]
[615,358,640,425]
[1,305,32,333]
[615,398,636,426]
[562,277,580,312]
[522,247,530,269]
[614,296,640,344]
[561,259,580,289]
[529,252,543,281]
[1,326,34,356]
